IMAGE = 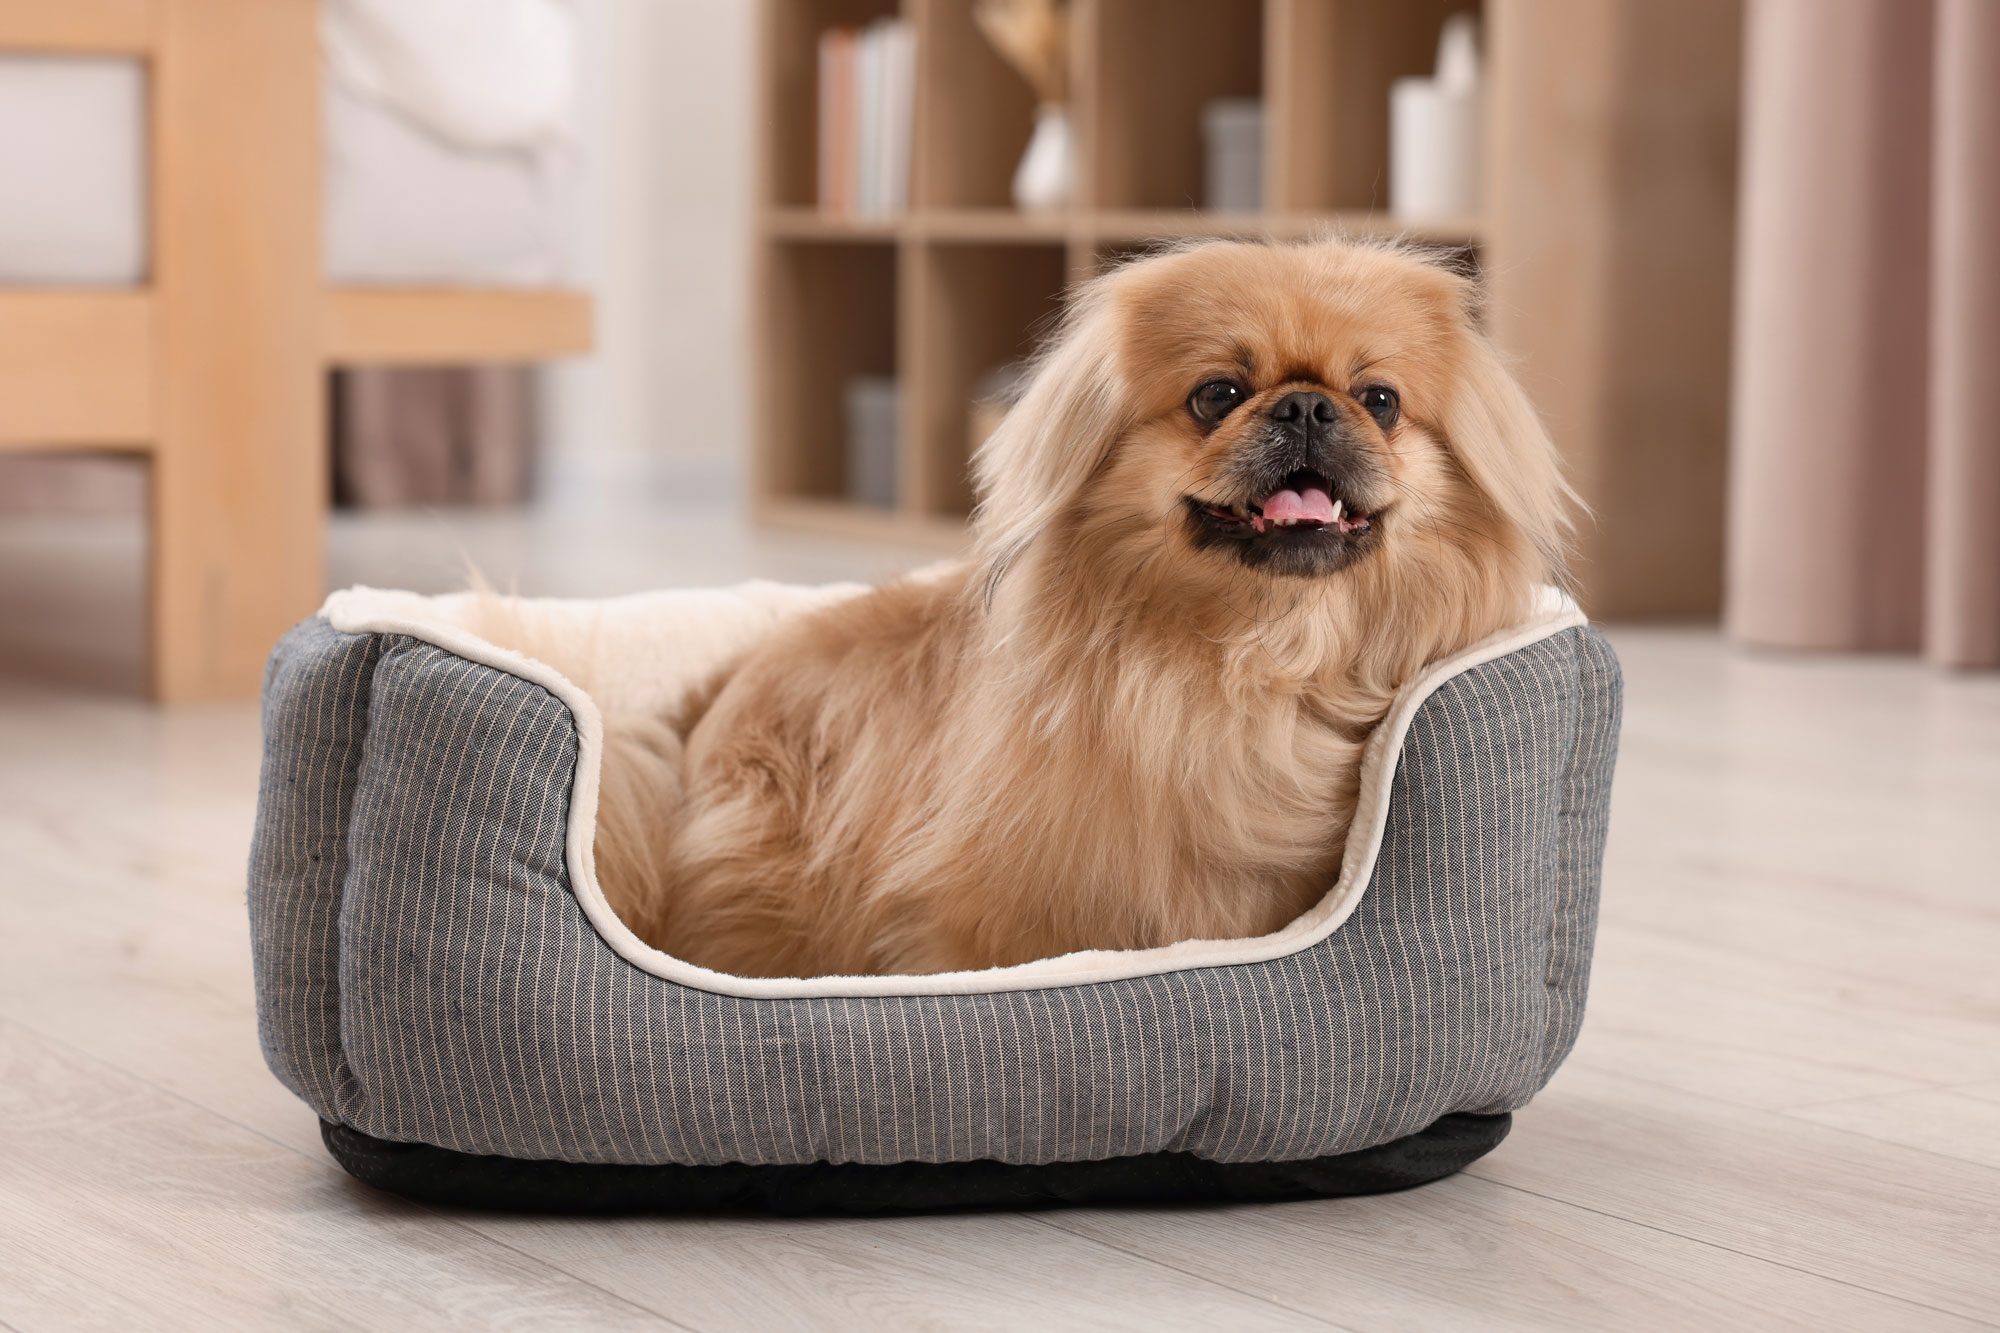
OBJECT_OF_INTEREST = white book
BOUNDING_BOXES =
[883,21,914,214]
[856,23,881,215]
[816,29,837,212]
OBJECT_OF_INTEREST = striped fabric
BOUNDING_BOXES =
[249,617,1620,1168]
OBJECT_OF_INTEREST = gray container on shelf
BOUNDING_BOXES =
[1202,99,1265,213]
[844,375,899,509]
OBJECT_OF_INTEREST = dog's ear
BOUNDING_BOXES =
[1435,280,1580,586]
[970,280,1131,603]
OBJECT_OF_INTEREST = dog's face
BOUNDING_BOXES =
[1114,243,1464,581]
[975,240,1569,623]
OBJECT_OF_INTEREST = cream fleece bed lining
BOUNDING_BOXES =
[322,581,1586,1000]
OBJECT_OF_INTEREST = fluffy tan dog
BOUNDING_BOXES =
[592,238,1572,978]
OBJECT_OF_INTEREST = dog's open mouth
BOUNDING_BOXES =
[1188,470,1375,537]
[1183,470,1382,575]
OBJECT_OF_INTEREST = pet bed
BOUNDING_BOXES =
[249,582,1621,1214]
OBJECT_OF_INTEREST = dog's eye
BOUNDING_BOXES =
[1187,379,1247,425]
[1357,384,1400,428]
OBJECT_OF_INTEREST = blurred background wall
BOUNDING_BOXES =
[539,0,756,507]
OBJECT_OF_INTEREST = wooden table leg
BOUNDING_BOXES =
[148,0,323,700]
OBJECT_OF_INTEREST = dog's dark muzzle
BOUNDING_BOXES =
[1237,391,1380,504]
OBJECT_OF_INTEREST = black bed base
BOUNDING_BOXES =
[322,1112,1509,1215]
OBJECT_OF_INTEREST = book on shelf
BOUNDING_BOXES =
[816,19,914,217]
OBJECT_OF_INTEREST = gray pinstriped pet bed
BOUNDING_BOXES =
[248,583,1620,1213]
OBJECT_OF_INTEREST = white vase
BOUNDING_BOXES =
[1012,103,1074,211]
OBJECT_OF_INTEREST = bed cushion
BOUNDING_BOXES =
[0,57,146,284]
[323,83,575,286]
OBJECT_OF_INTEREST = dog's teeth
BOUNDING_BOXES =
[1330,499,1344,523]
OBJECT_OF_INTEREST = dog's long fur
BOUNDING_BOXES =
[504,239,1572,978]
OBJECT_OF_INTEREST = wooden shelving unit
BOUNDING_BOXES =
[752,0,1479,541]
[752,0,1745,623]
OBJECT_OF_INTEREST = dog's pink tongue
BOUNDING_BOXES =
[1260,486,1337,524]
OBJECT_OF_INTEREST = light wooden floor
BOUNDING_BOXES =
[1,505,1996,1332]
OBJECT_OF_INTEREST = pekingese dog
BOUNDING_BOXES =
[588,238,1572,978]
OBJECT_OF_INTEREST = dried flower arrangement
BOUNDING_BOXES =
[973,0,1070,107]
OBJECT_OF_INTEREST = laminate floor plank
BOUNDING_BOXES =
[467,1210,1338,1333]
[1785,1086,2000,1172]
[0,1018,684,1333]
[1467,1067,2000,1323]
[1034,1171,1984,1333]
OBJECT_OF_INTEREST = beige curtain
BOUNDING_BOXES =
[1728,0,2000,667]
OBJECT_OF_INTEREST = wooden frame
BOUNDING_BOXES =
[1485,0,1743,618]
[0,0,594,698]
[751,0,1743,618]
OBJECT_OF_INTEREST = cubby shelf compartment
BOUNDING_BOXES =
[755,239,898,510]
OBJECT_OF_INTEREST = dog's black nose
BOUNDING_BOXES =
[1271,391,1337,425]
